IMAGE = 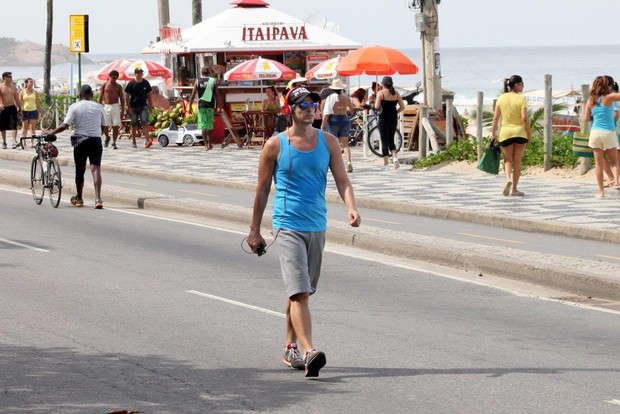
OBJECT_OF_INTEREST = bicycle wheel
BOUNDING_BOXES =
[30,156,44,204]
[47,158,62,208]
[367,127,404,157]
[348,124,362,147]
[40,107,55,130]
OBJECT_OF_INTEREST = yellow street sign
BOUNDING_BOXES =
[69,15,89,53]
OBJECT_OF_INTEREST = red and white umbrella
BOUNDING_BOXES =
[305,56,342,81]
[95,58,136,81]
[224,57,296,81]
[123,59,172,79]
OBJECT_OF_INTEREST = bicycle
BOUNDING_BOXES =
[22,134,62,208]
[40,96,75,130]
[348,106,403,156]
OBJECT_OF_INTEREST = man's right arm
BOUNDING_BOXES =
[188,80,199,113]
[98,83,106,104]
[247,137,279,252]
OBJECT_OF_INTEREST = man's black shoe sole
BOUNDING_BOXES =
[304,351,326,378]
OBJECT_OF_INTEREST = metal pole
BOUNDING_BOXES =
[419,105,428,159]
[77,53,82,90]
[445,98,453,146]
[579,84,591,175]
[543,74,553,171]
[476,91,483,160]
[158,0,170,29]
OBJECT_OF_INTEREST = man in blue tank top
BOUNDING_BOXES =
[248,87,361,378]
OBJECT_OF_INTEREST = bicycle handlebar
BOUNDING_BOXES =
[21,134,57,143]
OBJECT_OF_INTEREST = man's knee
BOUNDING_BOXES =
[290,292,310,303]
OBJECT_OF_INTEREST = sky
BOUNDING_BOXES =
[0,0,619,54]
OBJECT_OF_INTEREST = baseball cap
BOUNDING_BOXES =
[287,87,320,106]
[134,68,144,74]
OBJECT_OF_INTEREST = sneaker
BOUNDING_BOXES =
[132,141,137,148]
[94,199,103,209]
[394,159,400,169]
[12,141,21,149]
[104,138,110,148]
[282,344,304,370]
[346,162,353,173]
[70,196,84,207]
[1,142,6,149]
[304,349,326,378]
[111,143,118,150]
[145,140,153,149]
[383,165,390,171]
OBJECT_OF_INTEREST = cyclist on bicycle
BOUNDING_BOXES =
[46,84,107,209]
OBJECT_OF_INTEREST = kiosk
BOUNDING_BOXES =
[142,0,361,141]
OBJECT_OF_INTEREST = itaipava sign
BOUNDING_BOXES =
[242,23,308,42]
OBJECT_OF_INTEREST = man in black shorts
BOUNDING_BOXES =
[47,85,107,209]
[125,68,153,148]
[0,72,22,149]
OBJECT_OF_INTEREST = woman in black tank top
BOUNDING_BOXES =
[375,76,405,170]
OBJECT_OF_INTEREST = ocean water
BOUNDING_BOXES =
[5,46,620,108]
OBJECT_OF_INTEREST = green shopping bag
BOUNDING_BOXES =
[476,141,501,174]
[572,132,593,158]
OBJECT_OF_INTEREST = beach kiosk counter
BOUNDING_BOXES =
[142,0,361,141]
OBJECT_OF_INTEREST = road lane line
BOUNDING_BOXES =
[115,180,148,186]
[605,399,620,406]
[596,254,620,261]
[364,217,402,225]
[180,189,218,197]
[458,232,525,244]
[0,237,49,253]
[186,290,285,318]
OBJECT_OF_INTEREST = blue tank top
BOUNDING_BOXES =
[272,130,330,232]
[591,97,616,131]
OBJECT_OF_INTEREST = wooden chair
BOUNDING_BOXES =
[242,111,277,148]
[218,111,246,148]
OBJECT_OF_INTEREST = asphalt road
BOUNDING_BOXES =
[1,188,619,413]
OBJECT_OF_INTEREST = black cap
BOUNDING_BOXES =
[287,87,320,106]
[134,68,144,74]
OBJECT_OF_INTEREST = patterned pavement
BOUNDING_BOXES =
[4,131,620,235]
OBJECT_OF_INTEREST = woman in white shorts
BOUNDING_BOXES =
[584,75,620,198]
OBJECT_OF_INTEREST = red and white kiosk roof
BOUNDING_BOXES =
[142,0,361,54]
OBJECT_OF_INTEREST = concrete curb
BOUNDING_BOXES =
[2,167,619,302]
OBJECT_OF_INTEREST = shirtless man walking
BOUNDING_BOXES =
[98,70,125,149]
[0,72,22,149]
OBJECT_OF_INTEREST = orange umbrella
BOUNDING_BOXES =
[336,45,419,76]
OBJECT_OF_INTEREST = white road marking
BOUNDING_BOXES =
[596,254,620,262]
[186,290,285,318]
[364,217,402,225]
[0,237,49,253]
[459,232,525,244]
[115,180,148,186]
[605,399,620,406]
[180,189,218,197]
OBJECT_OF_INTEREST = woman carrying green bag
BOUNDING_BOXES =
[491,75,532,196]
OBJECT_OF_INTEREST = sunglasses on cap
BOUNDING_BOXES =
[297,101,318,110]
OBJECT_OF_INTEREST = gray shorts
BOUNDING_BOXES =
[276,229,326,297]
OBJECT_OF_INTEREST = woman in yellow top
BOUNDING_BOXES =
[19,78,43,148]
[491,75,532,196]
